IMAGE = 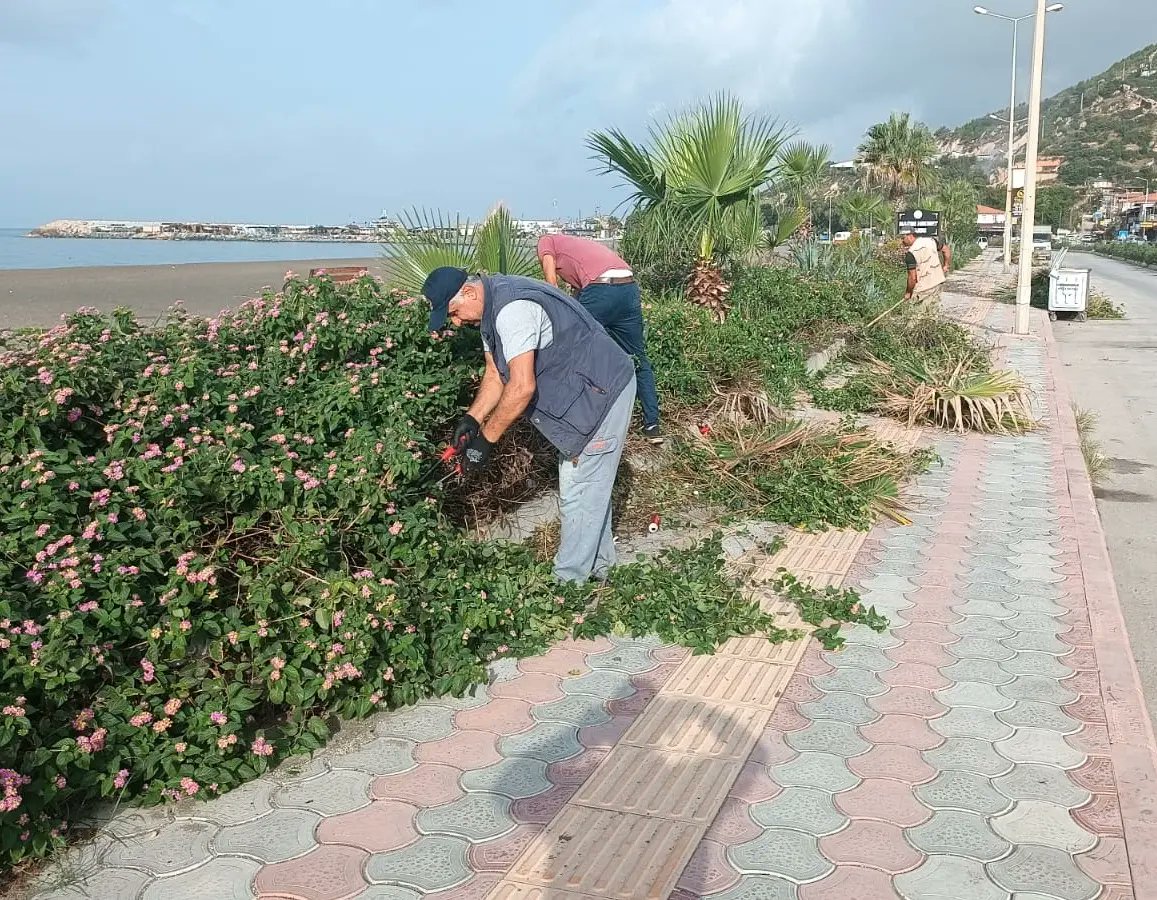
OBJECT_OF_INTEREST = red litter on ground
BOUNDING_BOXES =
[648,514,661,533]
[698,423,712,435]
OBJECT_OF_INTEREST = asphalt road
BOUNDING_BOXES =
[1053,251,1157,725]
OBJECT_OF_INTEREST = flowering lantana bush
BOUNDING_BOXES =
[0,276,585,863]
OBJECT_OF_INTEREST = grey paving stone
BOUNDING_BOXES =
[936,681,1016,712]
[952,581,1016,604]
[961,569,1017,589]
[906,809,1012,862]
[963,553,1020,572]
[749,786,846,836]
[531,694,613,728]
[425,688,489,712]
[771,751,861,793]
[707,875,799,900]
[798,692,880,726]
[951,599,1017,621]
[949,617,1015,641]
[366,835,473,892]
[330,738,416,776]
[180,778,275,826]
[487,657,522,684]
[915,771,1011,816]
[33,867,150,900]
[212,807,321,862]
[821,645,896,673]
[989,845,1100,900]
[881,531,935,552]
[997,675,1079,706]
[1005,611,1064,634]
[942,658,1016,686]
[1007,580,1065,601]
[272,768,372,816]
[948,637,1016,662]
[924,738,1015,778]
[560,668,636,700]
[1001,631,1069,655]
[416,791,515,842]
[88,804,173,839]
[995,729,1086,769]
[810,667,888,698]
[140,855,261,900]
[271,753,331,785]
[991,800,1097,853]
[930,707,1015,742]
[840,625,902,650]
[104,819,218,876]
[1010,567,1065,585]
[728,828,833,882]
[351,888,423,900]
[459,757,552,800]
[497,721,583,763]
[586,641,658,674]
[999,652,1074,680]
[786,720,871,759]
[1005,597,1068,617]
[895,854,1009,900]
[860,574,919,595]
[373,704,457,743]
[992,764,1092,807]
[996,701,1081,734]
[1009,540,1062,555]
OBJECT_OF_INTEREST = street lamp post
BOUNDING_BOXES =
[974,4,1063,271]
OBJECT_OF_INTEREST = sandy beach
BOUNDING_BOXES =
[0,257,383,329]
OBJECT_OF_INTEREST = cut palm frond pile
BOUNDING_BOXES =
[864,354,1036,434]
[706,378,785,428]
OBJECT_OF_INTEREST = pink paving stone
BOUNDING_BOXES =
[578,715,634,749]
[677,838,743,895]
[704,796,764,845]
[885,642,954,668]
[371,763,463,806]
[468,824,543,872]
[517,647,589,677]
[607,688,658,718]
[1064,694,1109,725]
[425,873,502,900]
[489,672,566,704]
[748,728,799,767]
[901,605,962,626]
[670,891,698,900]
[1065,647,1100,672]
[914,570,963,590]
[729,760,785,804]
[1069,723,1111,755]
[414,729,502,769]
[869,686,948,720]
[768,700,810,733]
[782,676,824,704]
[1060,625,1095,648]
[799,648,836,677]
[1062,607,1092,629]
[1077,836,1131,884]
[894,623,959,646]
[316,800,420,853]
[1098,886,1137,900]
[454,698,535,736]
[547,749,609,788]
[1073,793,1125,838]
[653,644,691,664]
[255,844,369,900]
[820,820,923,873]
[1065,669,1101,696]
[555,635,615,654]
[859,715,945,752]
[632,662,680,693]
[834,778,932,827]
[510,783,574,825]
[1070,756,1116,794]
[848,745,936,784]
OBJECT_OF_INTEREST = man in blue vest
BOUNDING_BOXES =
[423,266,636,584]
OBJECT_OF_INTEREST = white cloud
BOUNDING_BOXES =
[0,0,107,48]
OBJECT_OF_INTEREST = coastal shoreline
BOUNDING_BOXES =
[0,257,382,329]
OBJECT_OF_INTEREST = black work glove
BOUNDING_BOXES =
[462,433,494,473]
[451,414,481,452]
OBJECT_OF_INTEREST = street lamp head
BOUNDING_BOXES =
[974,6,989,13]
[1046,3,1064,10]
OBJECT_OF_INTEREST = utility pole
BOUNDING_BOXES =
[1002,20,1020,271]
[1014,0,1050,336]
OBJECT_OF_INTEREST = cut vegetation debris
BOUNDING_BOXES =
[1073,405,1111,486]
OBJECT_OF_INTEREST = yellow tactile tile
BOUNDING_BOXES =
[619,694,770,759]
[662,654,793,708]
[719,633,809,666]
[488,884,605,900]
[572,744,739,823]
[501,806,702,899]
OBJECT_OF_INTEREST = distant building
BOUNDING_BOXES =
[1036,157,1063,183]
[976,204,1006,235]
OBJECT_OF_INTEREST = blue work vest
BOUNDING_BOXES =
[480,275,634,458]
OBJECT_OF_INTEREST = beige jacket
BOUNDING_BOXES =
[910,237,946,295]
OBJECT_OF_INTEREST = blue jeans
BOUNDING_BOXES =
[576,282,660,428]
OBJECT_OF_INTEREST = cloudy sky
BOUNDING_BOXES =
[0,0,1151,225]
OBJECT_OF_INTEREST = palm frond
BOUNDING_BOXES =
[586,129,667,206]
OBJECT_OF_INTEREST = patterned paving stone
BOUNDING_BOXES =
[272,753,331,785]
[497,721,583,763]
[676,838,742,896]
[518,647,588,677]
[849,745,936,784]
[771,751,861,793]
[948,636,1016,662]
[915,771,1012,816]
[798,864,903,900]
[935,681,1016,712]
[530,694,613,728]
[272,768,372,817]
[799,692,880,726]
[585,641,658,673]
[490,672,566,705]
[190,777,276,825]
[416,791,515,842]
[895,854,1008,900]
[708,875,800,899]
[255,843,371,900]
[104,819,218,875]
[811,667,888,698]
[859,715,945,751]
[820,820,923,873]
[558,667,637,701]
[999,652,1074,680]
[706,796,764,845]
[988,845,1100,900]
[948,617,1015,640]
[350,887,422,900]
[214,806,322,861]
[786,720,871,758]
[456,698,536,735]
[860,575,919,595]
[468,823,543,874]
[995,728,1087,769]
[941,658,1017,686]
[415,729,502,769]
[1074,835,1130,885]
[365,834,473,893]
[951,599,1018,620]
[140,856,261,900]
[997,675,1079,706]
[487,656,522,683]
[880,663,952,691]
[996,701,1081,734]
[424,688,489,712]
[1072,793,1125,837]
[822,645,897,673]
[373,705,458,743]
[991,800,1097,853]
[33,867,151,900]
[509,783,572,826]
[1068,756,1115,795]
[869,686,947,719]
[841,625,902,650]
[930,707,1014,742]
[728,828,834,882]
[749,786,846,836]
[834,777,931,826]
[1002,630,1069,655]
[906,809,1011,862]
[924,738,1015,778]
[329,737,416,776]
[317,801,423,854]
[460,756,552,800]
[371,764,464,807]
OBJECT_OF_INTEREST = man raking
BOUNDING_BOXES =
[423,267,635,584]
[901,230,952,312]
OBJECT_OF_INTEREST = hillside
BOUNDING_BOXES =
[937,42,1157,186]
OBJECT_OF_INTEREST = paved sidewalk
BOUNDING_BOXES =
[26,253,1157,899]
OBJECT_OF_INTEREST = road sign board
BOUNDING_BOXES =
[897,209,941,236]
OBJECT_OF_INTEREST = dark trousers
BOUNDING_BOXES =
[576,281,660,428]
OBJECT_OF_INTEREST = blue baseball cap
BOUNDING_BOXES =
[422,267,469,331]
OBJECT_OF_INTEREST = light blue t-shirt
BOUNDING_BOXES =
[481,299,554,359]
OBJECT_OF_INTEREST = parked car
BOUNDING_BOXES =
[976,237,989,250]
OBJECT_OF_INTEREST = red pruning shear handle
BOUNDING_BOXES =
[440,442,463,476]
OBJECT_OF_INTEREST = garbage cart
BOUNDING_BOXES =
[1048,267,1090,322]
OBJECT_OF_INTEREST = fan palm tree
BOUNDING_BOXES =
[856,113,940,208]
[930,179,979,245]
[382,205,540,295]
[838,191,890,234]
[773,140,833,240]
[589,94,791,322]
